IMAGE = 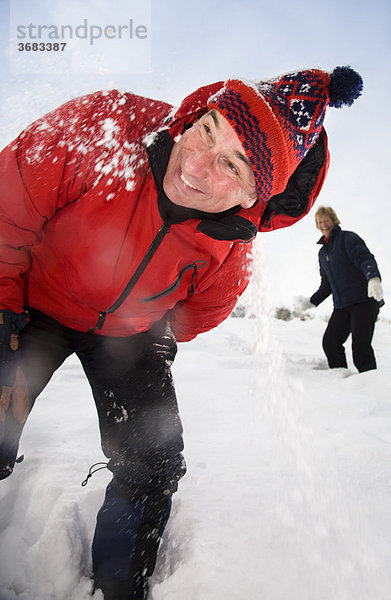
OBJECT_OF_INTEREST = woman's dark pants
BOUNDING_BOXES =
[322,300,379,372]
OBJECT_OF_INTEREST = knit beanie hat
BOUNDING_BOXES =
[207,66,363,203]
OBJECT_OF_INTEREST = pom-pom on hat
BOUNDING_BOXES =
[207,66,363,203]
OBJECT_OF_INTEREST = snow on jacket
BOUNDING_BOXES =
[0,84,329,341]
[310,225,382,309]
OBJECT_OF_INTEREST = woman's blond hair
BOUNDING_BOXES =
[315,206,340,227]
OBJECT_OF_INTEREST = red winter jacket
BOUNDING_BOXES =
[0,84,329,341]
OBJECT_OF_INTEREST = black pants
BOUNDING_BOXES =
[322,301,379,372]
[1,310,186,597]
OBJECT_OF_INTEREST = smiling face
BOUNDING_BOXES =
[316,215,335,238]
[162,110,257,213]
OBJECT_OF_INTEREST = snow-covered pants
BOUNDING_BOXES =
[0,310,186,597]
[322,300,380,372]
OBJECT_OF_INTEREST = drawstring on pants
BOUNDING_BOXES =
[81,461,109,487]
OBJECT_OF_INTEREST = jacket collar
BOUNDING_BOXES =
[145,129,258,242]
[317,224,341,245]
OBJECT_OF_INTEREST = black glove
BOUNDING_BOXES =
[0,310,28,387]
[0,310,29,479]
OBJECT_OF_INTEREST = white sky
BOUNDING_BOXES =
[1,0,390,315]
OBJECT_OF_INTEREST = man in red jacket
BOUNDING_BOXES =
[0,66,362,599]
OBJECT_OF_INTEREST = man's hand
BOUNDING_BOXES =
[293,296,315,312]
[0,366,30,429]
[367,277,384,302]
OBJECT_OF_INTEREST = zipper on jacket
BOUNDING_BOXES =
[190,262,200,294]
[88,222,171,333]
[142,260,206,303]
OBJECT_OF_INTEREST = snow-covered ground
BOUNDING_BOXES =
[0,263,390,600]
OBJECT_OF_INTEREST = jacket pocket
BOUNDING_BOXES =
[142,260,206,303]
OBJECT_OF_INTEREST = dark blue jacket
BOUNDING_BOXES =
[310,225,381,309]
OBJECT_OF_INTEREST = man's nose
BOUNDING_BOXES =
[185,148,214,177]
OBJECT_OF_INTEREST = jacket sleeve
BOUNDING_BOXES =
[0,112,75,312]
[0,89,166,313]
[343,231,381,282]
[310,259,332,306]
[169,242,252,342]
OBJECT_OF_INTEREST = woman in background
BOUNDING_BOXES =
[296,206,384,372]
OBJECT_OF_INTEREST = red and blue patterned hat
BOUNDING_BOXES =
[207,66,363,203]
